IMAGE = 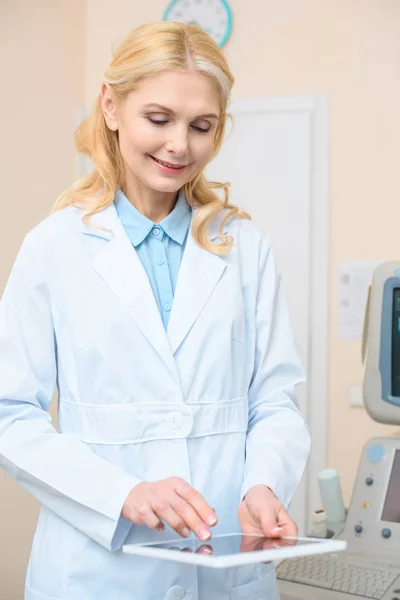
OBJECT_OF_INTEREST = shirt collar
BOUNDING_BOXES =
[160,189,192,245]
[113,188,191,247]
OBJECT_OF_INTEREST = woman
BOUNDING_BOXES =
[0,21,310,600]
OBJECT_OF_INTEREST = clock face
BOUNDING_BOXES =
[163,0,232,47]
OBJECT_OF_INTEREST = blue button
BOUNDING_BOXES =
[367,444,385,463]
[365,477,374,486]
[355,524,363,534]
[382,528,392,539]
[157,259,165,265]
[164,303,171,312]
[152,227,161,236]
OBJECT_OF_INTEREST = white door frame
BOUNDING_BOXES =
[229,95,329,530]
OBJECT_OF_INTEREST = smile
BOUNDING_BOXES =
[148,155,189,173]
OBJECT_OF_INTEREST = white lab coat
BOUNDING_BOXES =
[0,199,310,600]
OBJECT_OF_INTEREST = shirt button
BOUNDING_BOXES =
[152,227,161,236]
[157,259,165,265]
[164,303,171,312]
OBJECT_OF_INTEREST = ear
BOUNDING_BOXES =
[101,83,118,131]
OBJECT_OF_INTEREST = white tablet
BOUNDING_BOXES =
[121,533,347,568]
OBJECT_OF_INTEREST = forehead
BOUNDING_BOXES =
[127,70,220,115]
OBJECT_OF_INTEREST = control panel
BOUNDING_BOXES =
[340,437,400,559]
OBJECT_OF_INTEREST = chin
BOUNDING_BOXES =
[146,178,186,194]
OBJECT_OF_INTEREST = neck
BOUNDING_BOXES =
[122,177,179,223]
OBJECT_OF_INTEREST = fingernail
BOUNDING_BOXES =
[199,528,211,541]
[271,527,284,536]
[182,527,190,537]
[207,514,217,526]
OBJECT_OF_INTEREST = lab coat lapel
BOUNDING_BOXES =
[80,203,178,380]
[167,213,227,355]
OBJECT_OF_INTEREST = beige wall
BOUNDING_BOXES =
[2,0,400,596]
[0,1,85,598]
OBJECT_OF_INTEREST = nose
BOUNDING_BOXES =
[165,126,189,158]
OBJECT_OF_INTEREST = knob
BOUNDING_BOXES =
[367,444,385,463]
[355,524,363,534]
[381,528,392,539]
[365,477,374,486]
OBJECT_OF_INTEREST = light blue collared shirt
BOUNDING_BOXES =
[114,189,192,330]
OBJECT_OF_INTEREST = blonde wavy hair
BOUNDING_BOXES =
[53,21,250,255]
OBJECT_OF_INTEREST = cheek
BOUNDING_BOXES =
[192,137,215,165]
[119,122,164,157]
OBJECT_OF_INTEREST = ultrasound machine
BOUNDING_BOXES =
[277,261,400,600]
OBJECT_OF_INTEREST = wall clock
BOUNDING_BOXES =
[163,0,233,47]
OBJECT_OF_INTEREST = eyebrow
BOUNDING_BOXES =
[142,103,219,120]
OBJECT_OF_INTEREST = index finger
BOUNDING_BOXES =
[174,480,217,527]
[277,506,298,538]
[281,520,298,538]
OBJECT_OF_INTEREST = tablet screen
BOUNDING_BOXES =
[142,534,323,557]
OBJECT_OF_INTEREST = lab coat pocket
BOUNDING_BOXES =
[27,508,76,599]
[231,569,279,600]
[231,307,247,346]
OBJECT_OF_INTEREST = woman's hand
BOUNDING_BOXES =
[238,484,297,541]
[122,477,217,541]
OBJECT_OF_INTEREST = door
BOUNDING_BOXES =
[206,95,329,533]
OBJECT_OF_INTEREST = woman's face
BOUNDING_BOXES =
[102,70,221,194]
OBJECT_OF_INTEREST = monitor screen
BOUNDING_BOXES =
[391,289,400,397]
[381,450,400,523]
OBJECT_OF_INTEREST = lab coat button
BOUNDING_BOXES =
[165,412,184,430]
[165,585,186,599]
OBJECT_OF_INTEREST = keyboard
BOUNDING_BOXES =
[276,553,400,599]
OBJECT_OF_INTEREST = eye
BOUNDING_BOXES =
[147,116,210,133]
[191,125,210,134]
[148,117,168,126]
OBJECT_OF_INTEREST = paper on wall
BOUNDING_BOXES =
[339,261,383,340]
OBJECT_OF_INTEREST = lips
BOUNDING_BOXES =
[149,155,187,169]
